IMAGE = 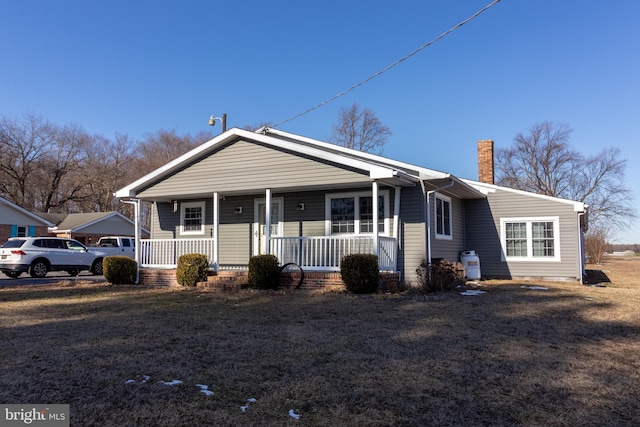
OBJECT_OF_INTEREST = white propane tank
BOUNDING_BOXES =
[460,250,481,279]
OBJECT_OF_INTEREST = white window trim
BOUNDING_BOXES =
[325,190,390,236]
[434,193,453,241]
[180,201,206,235]
[500,216,561,262]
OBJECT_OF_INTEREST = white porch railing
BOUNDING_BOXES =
[139,236,397,272]
[140,238,216,268]
[270,236,397,271]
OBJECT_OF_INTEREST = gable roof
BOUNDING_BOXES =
[461,178,588,212]
[36,211,135,233]
[0,197,54,226]
[116,127,485,200]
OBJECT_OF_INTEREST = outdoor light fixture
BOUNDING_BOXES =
[234,206,243,214]
[296,202,305,211]
[208,113,227,132]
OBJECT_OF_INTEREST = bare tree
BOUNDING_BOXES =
[495,121,636,230]
[584,225,610,265]
[78,133,138,213]
[330,103,391,154]
[33,123,92,212]
[134,129,213,175]
[0,114,55,209]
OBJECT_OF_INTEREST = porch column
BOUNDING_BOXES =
[393,186,401,240]
[372,181,379,255]
[212,192,219,271]
[265,188,272,254]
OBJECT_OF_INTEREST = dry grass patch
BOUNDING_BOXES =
[1,259,639,426]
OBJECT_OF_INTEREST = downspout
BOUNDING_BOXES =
[422,178,455,268]
[578,212,586,284]
[120,198,141,284]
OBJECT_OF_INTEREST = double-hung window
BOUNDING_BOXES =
[434,194,452,240]
[180,201,206,235]
[501,217,560,261]
[326,191,389,235]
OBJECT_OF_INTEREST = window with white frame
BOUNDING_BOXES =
[180,201,206,235]
[434,194,452,239]
[500,217,560,261]
[326,191,389,235]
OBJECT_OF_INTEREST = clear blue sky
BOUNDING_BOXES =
[2,0,639,243]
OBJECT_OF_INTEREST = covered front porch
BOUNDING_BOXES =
[138,234,398,272]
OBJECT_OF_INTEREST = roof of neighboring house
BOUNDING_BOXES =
[0,197,54,226]
[36,211,136,233]
[115,127,486,200]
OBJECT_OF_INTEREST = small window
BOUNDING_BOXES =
[434,194,452,240]
[16,226,27,237]
[180,201,206,235]
[501,217,560,261]
[122,239,131,247]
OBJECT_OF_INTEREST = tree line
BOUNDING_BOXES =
[0,113,212,221]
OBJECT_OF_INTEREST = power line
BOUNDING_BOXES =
[272,0,502,128]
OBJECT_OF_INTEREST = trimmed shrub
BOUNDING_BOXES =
[103,256,137,285]
[176,253,209,287]
[340,254,380,294]
[248,254,280,290]
[415,259,465,293]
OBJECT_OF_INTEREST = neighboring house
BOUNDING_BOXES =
[35,211,149,245]
[115,128,588,284]
[0,197,53,243]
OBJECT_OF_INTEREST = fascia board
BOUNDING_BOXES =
[115,129,247,198]
[116,128,412,198]
[461,178,587,212]
[265,128,445,180]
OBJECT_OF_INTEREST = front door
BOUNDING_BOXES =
[253,198,284,255]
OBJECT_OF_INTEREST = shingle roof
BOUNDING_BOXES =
[35,212,122,232]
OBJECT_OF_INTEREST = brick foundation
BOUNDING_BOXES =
[138,269,180,287]
[138,268,401,293]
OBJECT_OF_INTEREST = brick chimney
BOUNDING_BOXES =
[478,139,494,184]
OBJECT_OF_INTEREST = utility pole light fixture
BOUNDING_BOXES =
[208,113,227,132]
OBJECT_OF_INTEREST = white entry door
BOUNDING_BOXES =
[253,198,284,255]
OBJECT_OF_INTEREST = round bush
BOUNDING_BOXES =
[340,254,380,294]
[103,256,137,285]
[248,255,280,290]
[176,253,209,287]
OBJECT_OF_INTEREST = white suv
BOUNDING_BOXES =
[0,237,107,278]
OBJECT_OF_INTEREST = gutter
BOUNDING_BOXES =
[120,199,141,284]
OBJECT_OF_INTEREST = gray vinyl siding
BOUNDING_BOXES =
[398,185,426,286]
[0,206,45,226]
[138,139,372,199]
[150,187,408,272]
[77,216,137,236]
[429,193,466,263]
[465,189,581,280]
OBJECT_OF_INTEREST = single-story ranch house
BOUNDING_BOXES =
[115,127,588,286]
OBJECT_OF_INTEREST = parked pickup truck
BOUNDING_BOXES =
[94,236,136,259]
